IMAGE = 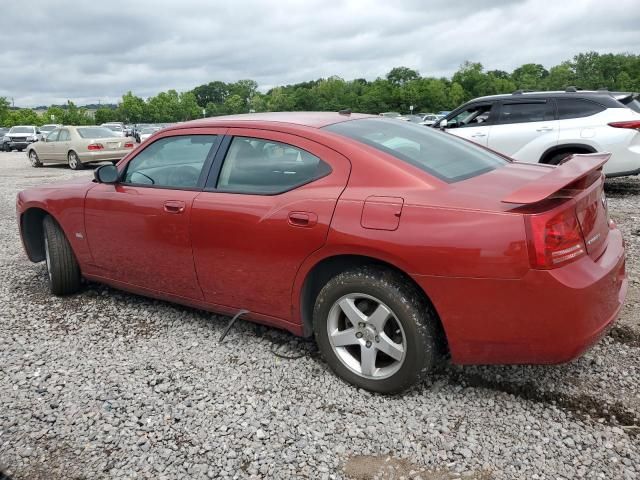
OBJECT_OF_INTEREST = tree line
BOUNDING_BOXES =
[1,51,638,127]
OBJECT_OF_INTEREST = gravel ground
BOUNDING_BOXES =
[0,150,639,480]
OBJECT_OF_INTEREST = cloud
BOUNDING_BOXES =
[0,0,637,106]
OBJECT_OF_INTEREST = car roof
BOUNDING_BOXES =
[470,90,635,105]
[169,111,375,130]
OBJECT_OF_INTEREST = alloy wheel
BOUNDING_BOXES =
[326,293,406,379]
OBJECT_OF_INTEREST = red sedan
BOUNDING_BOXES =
[16,112,627,393]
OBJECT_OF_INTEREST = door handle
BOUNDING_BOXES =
[288,211,318,227]
[536,127,554,132]
[471,133,487,138]
[164,200,186,214]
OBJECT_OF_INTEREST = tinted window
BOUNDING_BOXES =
[448,104,493,128]
[77,127,119,139]
[217,137,331,194]
[124,135,217,189]
[325,118,507,183]
[58,130,71,141]
[556,98,605,119]
[499,102,555,124]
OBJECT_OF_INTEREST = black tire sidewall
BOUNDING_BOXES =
[313,269,436,394]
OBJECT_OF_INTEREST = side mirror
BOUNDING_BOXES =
[439,119,448,129]
[94,164,119,184]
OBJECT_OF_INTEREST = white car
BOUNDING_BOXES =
[435,89,640,177]
[101,123,126,137]
[138,126,161,143]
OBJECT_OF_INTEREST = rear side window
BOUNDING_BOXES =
[556,98,605,119]
[124,135,218,189]
[499,102,555,124]
[216,137,331,194]
[325,118,507,183]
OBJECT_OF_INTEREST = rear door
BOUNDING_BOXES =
[487,99,558,162]
[190,129,351,320]
[442,102,497,146]
[57,128,72,162]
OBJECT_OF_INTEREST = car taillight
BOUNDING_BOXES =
[88,143,104,150]
[608,120,640,130]
[525,205,586,269]
[124,142,134,148]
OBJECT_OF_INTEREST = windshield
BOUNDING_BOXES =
[77,127,120,139]
[324,118,508,183]
[141,128,159,134]
[9,127,35,134]
[40,125,56,131]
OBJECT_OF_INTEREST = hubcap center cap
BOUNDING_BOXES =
[362,325,376,342]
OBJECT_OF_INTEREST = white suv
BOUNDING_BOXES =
[435,89,640,177]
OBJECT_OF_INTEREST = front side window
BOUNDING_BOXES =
[556,98,605,119]
[448,104,494,128]
[47,130,60,142]
[123,135,218,189]
[58,130,71,141]
[499,102,555,124]
[216,137,331,194]
[325,118,507,183]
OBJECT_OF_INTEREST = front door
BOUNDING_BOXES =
[190,129,351,320]
[84,131,223,299]
[443,102,496,147]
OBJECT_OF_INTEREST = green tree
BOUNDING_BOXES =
[386,67,419,86]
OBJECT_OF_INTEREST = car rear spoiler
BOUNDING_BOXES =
[502,153,610,205]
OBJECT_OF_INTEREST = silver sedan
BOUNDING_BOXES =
[26,126,136,170]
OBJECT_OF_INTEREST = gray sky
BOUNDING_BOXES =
[1,0,638,107]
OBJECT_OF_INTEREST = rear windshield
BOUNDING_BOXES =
[77,127,119,138]
[103,124,123,131]
[9,127,35,134]
[619,95,640,113]
[324,118,507,182]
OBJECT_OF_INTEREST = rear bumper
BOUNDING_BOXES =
[78,149,131,163]
[413,228,627,365]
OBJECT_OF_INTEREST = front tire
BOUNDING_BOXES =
[68,151,83,170]
[29,150,42,167]
[42,216,81,295]
[313,266,440,394]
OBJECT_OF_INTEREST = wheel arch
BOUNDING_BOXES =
[20,207,51,262]
[297,253,448,354]
[539,143,597,164]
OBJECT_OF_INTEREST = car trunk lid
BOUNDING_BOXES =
[502,153,611,262]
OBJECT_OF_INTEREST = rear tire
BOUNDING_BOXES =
[313,266,440,394]
[68,151,83,170]
[42,216,81,295]
[29,150,42,167]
